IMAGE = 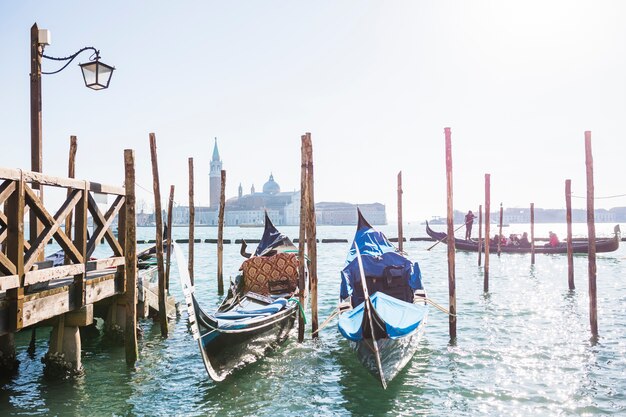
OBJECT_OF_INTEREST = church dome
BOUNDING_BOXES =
[262,174,280,195]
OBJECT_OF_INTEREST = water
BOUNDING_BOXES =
[2,223,625,416]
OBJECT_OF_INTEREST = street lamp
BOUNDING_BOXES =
[29,22,115,252]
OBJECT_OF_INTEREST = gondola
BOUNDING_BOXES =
[178,213,305,382]
[337,210,428,388]
[425,222,620,254]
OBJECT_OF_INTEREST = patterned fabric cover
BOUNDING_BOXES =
[242,252,300,295]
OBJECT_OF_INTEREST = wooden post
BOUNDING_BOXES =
[297,134,308,343]
[397,171,403,252]
[565,179,574,290]
[123,149,138,364]
[165,185,175,291]
[149,133,168,337]
[188,157,195,286]
[484,174,490,292]
[444,127,456,340]
[304,133,318,338]
[65,136,77,240]
[497,203,503,256]
[217,169,226,294]
[530,203,535,265]
[477,204,483,266]
[6,174,25,332]
[585,131,598,338]
[30,24,43,262]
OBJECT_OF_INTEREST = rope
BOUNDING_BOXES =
[312,306,342,335]
[571,193,626,200]
[422,297,456,316]
[287,298,307,324]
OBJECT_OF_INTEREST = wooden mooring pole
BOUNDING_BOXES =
[217,169,226,294]
[565,179,574,290]
[477,204,483,266]
[484,174,490,292]
[397,171,403,252]
[585,131,598,338]
[444,127,456,340]
[297,134,308,343]
[497,203,503,256]
[188,157,195,286]
[165,185,175,291]
[124,149,138,364]
[530,203,535,265]
[304,133,318,338]
[149,133,168,337]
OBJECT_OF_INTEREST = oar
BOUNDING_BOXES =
[354,242,387,389]
[426,219,473,251]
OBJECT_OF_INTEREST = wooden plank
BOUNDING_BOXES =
[22,286,73,328]
[73,186,88,308]
[85,256,125,272]
[24,264,85,286]
[0,251,16,275]
[0,275,20,291]
[484,174,490,291]
[22,170,85,190]
[0,181,16,206]
[397,171,403,253]
[565,179,574,290]
[85,274,118,304]
[86,182,125,196]
[6,174,24,331]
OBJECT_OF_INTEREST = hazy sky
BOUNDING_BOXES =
[1,1,625,222]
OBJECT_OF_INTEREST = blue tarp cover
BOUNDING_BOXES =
[340,216,423,300]
[338,292,427,341]
[213,298,287,320]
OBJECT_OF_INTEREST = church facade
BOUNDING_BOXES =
[172,139,386,226]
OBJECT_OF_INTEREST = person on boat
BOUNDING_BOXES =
[491,234,500,246]
[465,210,476,240]
[519,232,531,248]
[548,231,560,248]
[508,234,520,246]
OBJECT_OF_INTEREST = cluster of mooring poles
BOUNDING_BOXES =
[443,128,602,339]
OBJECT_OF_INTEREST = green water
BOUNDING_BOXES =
[2,224,625,416]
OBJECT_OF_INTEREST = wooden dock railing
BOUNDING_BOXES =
[0,167,129,334]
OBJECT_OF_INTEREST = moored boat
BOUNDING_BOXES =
[337,210,428,388]
[179,213,305,382]
[425,222,620,254]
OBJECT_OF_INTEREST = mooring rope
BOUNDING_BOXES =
[287,298,307,324]
[312,306,343,335]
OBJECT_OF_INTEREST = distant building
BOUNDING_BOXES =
[170,140,386,226]
[316,202,387,225]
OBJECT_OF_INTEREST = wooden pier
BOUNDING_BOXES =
[0,162,173,376]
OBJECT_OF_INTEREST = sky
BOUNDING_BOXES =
[1,1,625,222]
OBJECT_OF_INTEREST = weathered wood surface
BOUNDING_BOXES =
[297,134,308,343]
[397,171,403,253]
[585,131,598,338]
[565,179,574,290]
[188,157,195,286]
[444,127,456,340]
[304,133,318,338]
[217,169,226,294]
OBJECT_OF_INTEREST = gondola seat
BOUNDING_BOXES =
[241,252,300,296]
[351,265,414,307]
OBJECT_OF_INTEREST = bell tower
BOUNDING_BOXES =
[209,138,222,208]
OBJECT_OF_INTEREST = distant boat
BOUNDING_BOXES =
[425,222,621,254]
[180,213,305,381]
[337,210,428,388]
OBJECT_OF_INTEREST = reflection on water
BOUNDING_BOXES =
[2,224,626,416]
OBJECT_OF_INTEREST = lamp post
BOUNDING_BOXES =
[29,23,114,252]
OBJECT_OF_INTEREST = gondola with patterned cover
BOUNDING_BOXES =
[179,213,305,381]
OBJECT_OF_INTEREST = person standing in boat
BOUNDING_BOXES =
[464,210,477,240]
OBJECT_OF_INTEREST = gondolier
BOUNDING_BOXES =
[465,210,476,240]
